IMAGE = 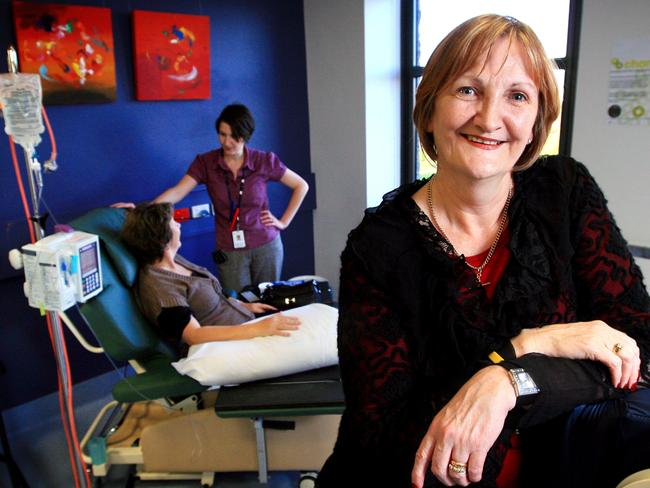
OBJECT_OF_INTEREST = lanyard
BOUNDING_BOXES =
[225,168,247,232]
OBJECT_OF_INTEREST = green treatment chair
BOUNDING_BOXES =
[71,207,207,404]
[70,208,341,487]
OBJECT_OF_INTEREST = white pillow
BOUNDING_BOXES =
[171,303,339,387]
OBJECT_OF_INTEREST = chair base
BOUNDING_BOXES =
[82,398,340,485]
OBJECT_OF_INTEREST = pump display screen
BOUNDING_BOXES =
[79,243,98,276]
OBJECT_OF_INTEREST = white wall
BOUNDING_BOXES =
[303,0,368,293]
[304,0,400,294]
[572,0,650,287]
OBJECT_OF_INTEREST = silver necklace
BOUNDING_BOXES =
[426,179,512,286]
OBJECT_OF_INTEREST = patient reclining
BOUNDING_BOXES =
[120,202,300,356]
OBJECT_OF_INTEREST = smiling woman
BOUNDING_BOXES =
[413,16,559,176]
[426,38,540,187]
[317,14,650,488]
[411,0,573,180]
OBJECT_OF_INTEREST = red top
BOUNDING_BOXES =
[465,227,511,300]
[467,227,520,488]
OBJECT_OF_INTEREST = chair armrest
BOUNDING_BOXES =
[113,365,207,403]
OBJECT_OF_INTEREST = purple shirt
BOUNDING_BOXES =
[187,147,287,251]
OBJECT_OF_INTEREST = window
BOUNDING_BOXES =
[402,0,582,181]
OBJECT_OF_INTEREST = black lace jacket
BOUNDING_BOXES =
[318,156,650,487]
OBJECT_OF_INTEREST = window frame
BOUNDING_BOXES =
[401,0,584,183]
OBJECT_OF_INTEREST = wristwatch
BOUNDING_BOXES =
[507,367,540,397]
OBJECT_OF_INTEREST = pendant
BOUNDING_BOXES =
[474,269,489,287]
[475,276,490,287]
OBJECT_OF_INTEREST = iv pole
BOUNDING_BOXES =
[4,46,90,488]
[0,45,31,488]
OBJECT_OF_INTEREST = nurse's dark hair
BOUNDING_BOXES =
[121,202,174,265]
[215,103,256,142]
[413,14,560,171]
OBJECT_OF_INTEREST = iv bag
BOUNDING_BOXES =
[0,73,44,153]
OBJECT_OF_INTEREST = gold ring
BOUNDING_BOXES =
[448,460,467,475]
[613,343,623,354]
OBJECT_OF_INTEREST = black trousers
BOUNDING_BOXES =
[317,390,650,488]
[520,388,650,488]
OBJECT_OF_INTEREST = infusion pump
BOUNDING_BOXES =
[18,231,103,312]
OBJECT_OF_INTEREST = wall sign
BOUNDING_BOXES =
[608,37,650,125]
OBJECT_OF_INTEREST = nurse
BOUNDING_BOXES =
[114,103,309,293]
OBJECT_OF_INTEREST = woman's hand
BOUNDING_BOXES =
[241,302,278,314]
[110,202,135,209]
[412,366,516,488]
[260,210,286,230]
[511,321,640,389]
[253,313,301,337]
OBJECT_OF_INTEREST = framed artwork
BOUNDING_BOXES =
[132,10,210,101]
[12,1,117,104]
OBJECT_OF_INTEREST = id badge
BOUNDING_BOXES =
[232,230,246,249]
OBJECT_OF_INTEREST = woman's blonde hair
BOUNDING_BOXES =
[413,14,560,171]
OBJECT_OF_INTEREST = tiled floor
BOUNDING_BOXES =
[99,465,302,487]
[0,371,312,488]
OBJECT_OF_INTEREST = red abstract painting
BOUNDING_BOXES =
[12,1,117,104]
[132,10,210,101]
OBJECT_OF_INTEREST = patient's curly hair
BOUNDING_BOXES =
[121,202,174,265]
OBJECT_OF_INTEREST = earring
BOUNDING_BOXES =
[527,138,532,144]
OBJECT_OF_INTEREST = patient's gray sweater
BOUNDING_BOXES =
[136,254,254,354]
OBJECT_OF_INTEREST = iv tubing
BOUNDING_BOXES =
[8,135,36,243]
[46,313,81,488]
[10,132,89,484]
[59,317,92,488]
[52,312,91,487]
[41,106,57,161]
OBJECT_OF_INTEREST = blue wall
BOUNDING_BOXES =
[0,0,314,408]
